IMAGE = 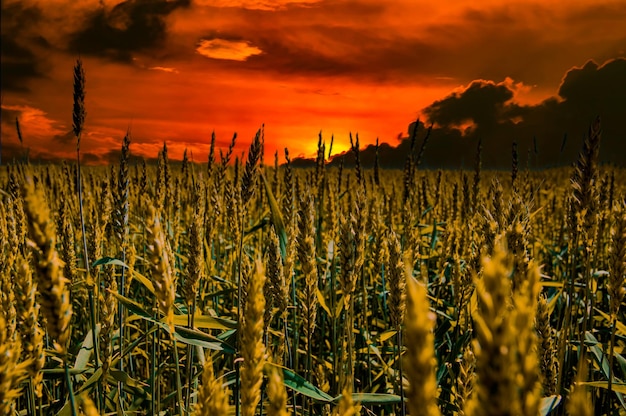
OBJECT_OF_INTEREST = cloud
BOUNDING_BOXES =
[3,0,626,166]
[423,79,517,129]
[406,58,626,168]
[194,0,321,11]
[196,38,263,61]
[67,0,191,62]
[168,0,625,87]
[149,66,179,73]
[557,59,626,112]
[4,0,626,90]
[1,104,70,163]
[1,104,67,143]
[0,2,47,92]
[292,58,626,169]
[80,146,159,165]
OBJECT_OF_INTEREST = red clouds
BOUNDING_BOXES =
[1,0,625,164]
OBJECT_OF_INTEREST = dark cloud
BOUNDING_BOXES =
[0,140,150,166]
[292,58,626,169]
[558,59,626,112]
[424,58,626,168]
[68,0,191,62]
[5,0,624,89]
[52,130,75,144]
[423,81,517,128]
[563,2,626,26]
[0,141,26,165]
[0,2,46,92]
[198,23,447,82]
[0,109,19,166]
[83,148,153,165]
[0,139,60,165]
[189,1,625,85]
[414,58,626,168]
[1,107,22,123]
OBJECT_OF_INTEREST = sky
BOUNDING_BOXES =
[1,0,626,167]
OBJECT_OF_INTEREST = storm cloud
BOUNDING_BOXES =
[1,0,625,165]
[67,0,191,62]
[0,2,47,92]
[177,0,626,85]
[299,58,626,169]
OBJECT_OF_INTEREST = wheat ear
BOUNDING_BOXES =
[22,178,72,355]
[267,365,288,416]
[240,259,266,416]
[196,353,229,416]
[404,276,440,416]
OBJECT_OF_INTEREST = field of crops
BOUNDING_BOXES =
[1,63,625,416]
[1,118,625,416]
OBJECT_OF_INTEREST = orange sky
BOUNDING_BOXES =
[2,0,626,164]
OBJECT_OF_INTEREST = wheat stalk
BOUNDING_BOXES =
[297,193,318,380]
[267,365,288,416]
[404,276,440,416]
[0,312,28,415]
[536,294,559,396]
[196,353,229,416]
[335,388,360,416]
[240,259,266,416]
[145,204,175,332]
[14,255,45,397]
[99,264,117,387]
[241,128,263,207]
[455,345,476,416]
[183,209,204,307]
[607,201,625,402]
[22,178,73,356]
[471,240,517,416]
[387,230,406,329]
[566,365,593,416]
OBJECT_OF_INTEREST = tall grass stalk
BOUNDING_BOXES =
[22,178,76,416]
[234,128,262,416]
[71,58,101,410]
[114,132,131,393]
[607,202,625,410]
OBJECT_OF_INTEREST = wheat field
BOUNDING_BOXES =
[0,61,625,416]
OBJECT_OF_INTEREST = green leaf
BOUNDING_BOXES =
[429,218,438,252]
[76,368,103,394]
[540,281,565,288]
[244,216,270,235]
[335,393,402,405]
[584,332,626,409]
[110,291,155,323]
[580,381,626,394]
[109,369,149,390]
[615,351,626,378]
[595,308,626,336]
[585,332,611,380]
[41,368,87,377]
[271,364,333,403]
[270,363,400,406]
[92,256,125,268]
[93,256,155,294]
[379,330,397,343]
[111,291,236,353]
[172,314,237,330]
[539,395,561,416]
[261,172,288,262]
[73,325,99,371]
[129,270,156,295]
[174,326,235,354]
[316,286,331,316]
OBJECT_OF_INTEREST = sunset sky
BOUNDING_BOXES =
[2,0,626,166]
